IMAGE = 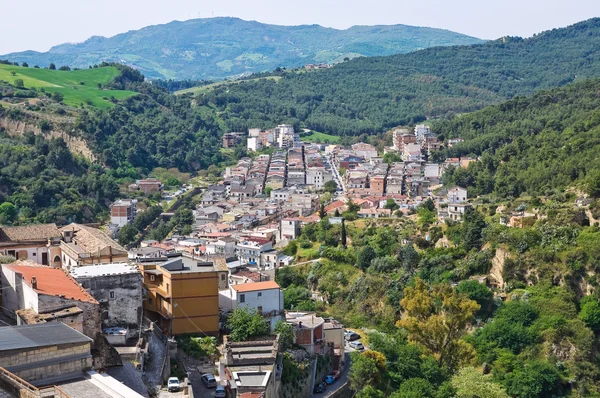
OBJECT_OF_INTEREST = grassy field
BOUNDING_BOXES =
[0,64,137,108]
[175,76,282,96]
[300,131,341,143]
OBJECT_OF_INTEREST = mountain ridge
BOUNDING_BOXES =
[0,17,483,80]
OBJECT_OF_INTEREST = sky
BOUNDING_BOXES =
[1,0,599,54]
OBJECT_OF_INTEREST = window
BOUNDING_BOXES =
[150,275,155,282]
[109,291,115,300]
[239,294,245,303]
[258,292,262,297]
[221,274,226,281]
[166,283,169,293]
[148,298,152,304]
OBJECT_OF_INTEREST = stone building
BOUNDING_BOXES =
[1,261,101,344]
[70,263,143,339]
[0,323,93,385]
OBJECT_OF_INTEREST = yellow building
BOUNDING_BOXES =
[141,256,219,336]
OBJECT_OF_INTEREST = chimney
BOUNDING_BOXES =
[31,277,37,290]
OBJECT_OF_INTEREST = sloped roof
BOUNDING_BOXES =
[0,322,92,351]
[232,280,280,293]
[0,223,60,243]
[4,261,98,304]
[61,223,125,253]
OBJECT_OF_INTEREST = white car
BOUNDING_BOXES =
[167,377,180,392]
[349,341,365,350]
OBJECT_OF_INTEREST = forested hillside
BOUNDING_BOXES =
[0,65,225,224]
[0,17,482,80]
[195,18,600,136]
[436,78,600,199]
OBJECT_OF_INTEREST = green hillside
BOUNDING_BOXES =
[0,17,482,80]
[0,64,136,108]
[435,78,600,198]
[194,18,600,136]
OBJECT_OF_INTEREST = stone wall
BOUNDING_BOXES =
[38,295,101,345]
[1,343,92,383]
[0,343,90,368]
[75,273,142,332]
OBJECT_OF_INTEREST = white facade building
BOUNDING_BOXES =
[306,167,333,190]
[219,281,284,329]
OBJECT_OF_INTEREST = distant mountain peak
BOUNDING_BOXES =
[1,17,482,80]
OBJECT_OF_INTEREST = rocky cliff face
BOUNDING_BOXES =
[0,117,96,162]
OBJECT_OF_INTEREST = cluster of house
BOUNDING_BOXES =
[0,218,344,398]
[246,124,299,151]
[391,124,440,160]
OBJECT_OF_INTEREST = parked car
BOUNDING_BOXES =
[214,385,226,398]
[329,370,341,381]
[325,375,335,385]
[201,373,217,388]
[313,383,325,393]
[349,341,365,350]
[345,331,361,341]
[167,377,180,392]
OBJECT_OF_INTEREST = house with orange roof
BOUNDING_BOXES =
[219,281,284,329]
[0,261,101,343]
[325,200,346,213]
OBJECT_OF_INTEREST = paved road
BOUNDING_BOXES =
[188,369,214,398]
[312,352,351,398]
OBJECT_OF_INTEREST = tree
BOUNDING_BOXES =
[347,199,361,213]
[341,220,347,247]
[356,386,385,398]
[324,180,338,194]
[227,307,270,341]
[394,378,435,398]
[319,192,332,204]
[383,152,402,164]
[462,209,487,250]
[265,186,273,196]
[349,352,380,391]
[579,296,600,331]
[172,207,194,227]
[456,280,494,318]
[273,320,294,350]
[319,203,327,219]
[503,361,562,398]
[384,198,399,212]
[21,62,28,67]
[14,79,24,88]
[52,91,64,102]
[117,224,138,246]
[49,63,56,70]
[451,367,509,398]
[356,246,376,270]
[396,278,479,371]
[0,202,18,224]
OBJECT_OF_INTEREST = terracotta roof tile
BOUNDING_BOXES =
[4,261,98,304]
[0,223,60,243]
[231,280,280,293]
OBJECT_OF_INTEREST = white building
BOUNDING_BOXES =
[236,237,273,267]
[448,186,468,203]
[279,218,302,241]
[247,137,262,152]
[110,199,137,227]
[414,124,431,143]
[306,167,333,190]
[219,281,284,329]
[402,143,423,162]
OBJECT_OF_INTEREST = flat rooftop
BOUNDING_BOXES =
[0,323,92,352]
[159,256,216,274]
[70,263,139,278]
